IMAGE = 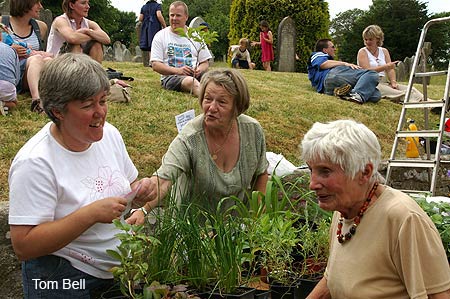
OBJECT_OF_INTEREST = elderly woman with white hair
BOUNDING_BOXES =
[302,119,450,299]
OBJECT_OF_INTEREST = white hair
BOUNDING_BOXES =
[301,119,381,181]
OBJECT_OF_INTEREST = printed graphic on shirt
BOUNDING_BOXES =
[81,166,129,201]
[168,43,193,68]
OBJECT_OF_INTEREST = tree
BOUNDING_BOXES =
[162,0,232,60]
[229,0,329,72]
[334,0,428,64]
[330,8,365,58]
[426,12,450,70]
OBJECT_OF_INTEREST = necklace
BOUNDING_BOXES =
[367,46,378,57]
[208,121,234,160]
[336,182,379,244]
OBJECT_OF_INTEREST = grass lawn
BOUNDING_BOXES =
[0,61,445,201]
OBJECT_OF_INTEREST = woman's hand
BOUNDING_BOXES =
[90,197,128,223]
[126,209,146,225]
[389,80,399,89]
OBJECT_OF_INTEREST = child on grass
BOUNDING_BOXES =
[251,20,274,71]
[228,38,255,69]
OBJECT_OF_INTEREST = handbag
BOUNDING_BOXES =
[108,79,131,103]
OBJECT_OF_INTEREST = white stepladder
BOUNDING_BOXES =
[385,16,450,195]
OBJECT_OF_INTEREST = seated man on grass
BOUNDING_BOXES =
[307,38,381,104]
[150,1,212,97]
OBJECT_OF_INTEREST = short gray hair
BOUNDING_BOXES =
[198,68,250,116]
[39,53,110,124]
[301,119,381,181]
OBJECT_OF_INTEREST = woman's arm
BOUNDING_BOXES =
[10,196,127,260]
[254,172,269,193]
[306,277,331,299]
[156,10,166,28]
[428,290,450,299]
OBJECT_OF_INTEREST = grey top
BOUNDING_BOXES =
[155,113,269,212]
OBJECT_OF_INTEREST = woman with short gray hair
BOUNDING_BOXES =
[9,53,153,298]
[302,119,450,299]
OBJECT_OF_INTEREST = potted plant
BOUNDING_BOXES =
[294,219,330,298]
[415,197,450,261]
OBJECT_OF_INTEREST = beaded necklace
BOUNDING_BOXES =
[336,182,379,244]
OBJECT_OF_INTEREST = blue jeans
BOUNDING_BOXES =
[324,66,381,103]
[22,255,116,298]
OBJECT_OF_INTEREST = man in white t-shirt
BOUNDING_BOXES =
[150,1,212,97]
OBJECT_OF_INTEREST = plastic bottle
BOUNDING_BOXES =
[406,119,420,158]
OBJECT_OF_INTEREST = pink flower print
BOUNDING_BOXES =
[81,166,128,201]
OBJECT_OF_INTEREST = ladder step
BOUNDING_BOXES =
[396,130,440,138]
[388,160,436,167]
[414,70,448,77]
[403,100,445,108]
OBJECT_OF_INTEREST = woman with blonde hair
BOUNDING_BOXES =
[357,24,426,103]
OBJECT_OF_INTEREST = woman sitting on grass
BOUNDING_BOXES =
[128,68,269,225]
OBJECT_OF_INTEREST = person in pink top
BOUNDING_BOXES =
[252,20,274,71]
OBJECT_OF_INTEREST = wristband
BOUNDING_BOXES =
[131,207,148,215]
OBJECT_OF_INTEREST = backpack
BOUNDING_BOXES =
[1,15,44,51]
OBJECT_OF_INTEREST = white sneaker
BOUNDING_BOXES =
[341,92,363,104]
[0,101,6,116]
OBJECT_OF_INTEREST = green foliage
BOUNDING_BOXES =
[107,220,160,297]
[425,12,450,70]
[415,198,450,258]
[228,0,329,72]
[332,0,429,64]
[162,0,232,59]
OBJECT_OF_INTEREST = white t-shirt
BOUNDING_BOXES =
[9,122,138,279]
[150,26,212,80]
[229,45,252,63]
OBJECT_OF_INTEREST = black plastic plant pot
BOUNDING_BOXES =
[270,282,301,299]
[210,287,256,299]
[254,289,271,299]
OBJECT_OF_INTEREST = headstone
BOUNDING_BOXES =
[396,61,406,82]
[276,16,296,72]
[136,21,149,66]
[123,48,132,62]
[189,16,205,28]
[38,9,53,49]
[113,41,123,61]
[104,46,114,61]
[0,0,9,16]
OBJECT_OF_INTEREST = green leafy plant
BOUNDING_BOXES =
[415,198,450,258]
[107,220,160,298]
[295,219,330,280]
[174,26,218,95]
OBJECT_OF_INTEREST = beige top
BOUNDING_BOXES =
[325,186,450,298]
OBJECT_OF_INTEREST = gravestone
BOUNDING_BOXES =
[104,45,114,61]
[136,21,150,66]
[189,16,205,28]
[123,48,132,62]
[113,41,123,61]
[276,16,296,72]
[0,0,9,15]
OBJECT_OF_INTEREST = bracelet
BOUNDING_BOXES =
[130,207,148,215]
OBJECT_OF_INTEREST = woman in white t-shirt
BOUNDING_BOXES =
[8,53,153,298]
[357,24,426,103]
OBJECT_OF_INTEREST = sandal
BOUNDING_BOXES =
[30,99,44,114]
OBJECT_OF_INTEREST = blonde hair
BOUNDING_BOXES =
[362,25,384,47]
